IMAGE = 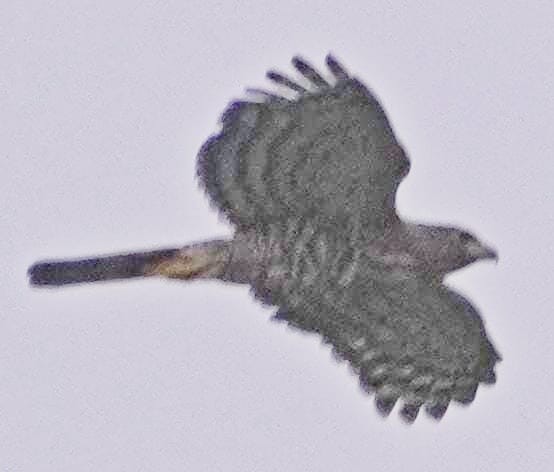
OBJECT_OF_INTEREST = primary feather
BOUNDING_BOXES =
[197,54,410,232]
[29,54,500,423]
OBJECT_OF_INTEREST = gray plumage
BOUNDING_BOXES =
[29,54,500,423]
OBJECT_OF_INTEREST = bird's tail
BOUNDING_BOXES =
[28,240,230,287]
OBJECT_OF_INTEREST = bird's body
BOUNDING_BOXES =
[29,54,500,423]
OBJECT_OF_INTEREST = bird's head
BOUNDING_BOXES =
[409,224,498,275]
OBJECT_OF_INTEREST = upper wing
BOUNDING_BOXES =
[271,260,500,422]
[197,54,410,232]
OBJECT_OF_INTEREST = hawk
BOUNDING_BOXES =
[29,54,500,423]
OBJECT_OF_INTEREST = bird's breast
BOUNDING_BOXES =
[224,221,418,307]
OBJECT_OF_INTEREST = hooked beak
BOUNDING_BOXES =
[469,242,498,263]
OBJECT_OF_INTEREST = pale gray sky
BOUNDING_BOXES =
[3,1,554,470]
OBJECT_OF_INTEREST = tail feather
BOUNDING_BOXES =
[28,241,230,287]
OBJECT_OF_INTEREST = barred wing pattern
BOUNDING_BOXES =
[26,54,500,423]
[197,55,410,232]
[277,274,499,422]
[242,225,500,422]
[195,55,499,422]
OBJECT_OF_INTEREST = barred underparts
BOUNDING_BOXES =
[29,54,500,423]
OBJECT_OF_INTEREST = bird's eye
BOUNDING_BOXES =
[459,231,474,243]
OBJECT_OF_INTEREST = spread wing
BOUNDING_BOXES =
[272,259,500,422]
[197,55,410,232]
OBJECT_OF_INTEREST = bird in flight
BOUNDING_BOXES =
[29,54,500,423]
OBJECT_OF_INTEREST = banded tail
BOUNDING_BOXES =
[28,240,230,287]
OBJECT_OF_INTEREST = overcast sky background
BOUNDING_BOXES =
[3,1,554,471]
